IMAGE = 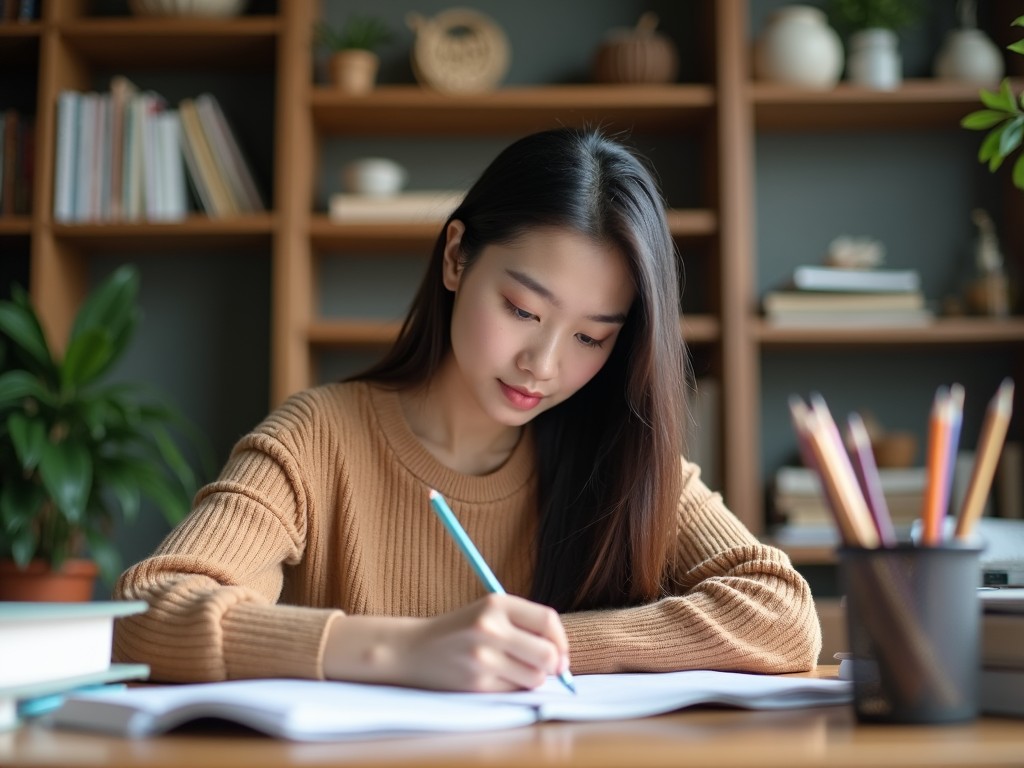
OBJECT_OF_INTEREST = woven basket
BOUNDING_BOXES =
[407,8,510,94]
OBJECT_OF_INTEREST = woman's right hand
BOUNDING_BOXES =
[323,594,570,692]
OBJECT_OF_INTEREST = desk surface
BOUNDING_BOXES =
[2,669,1022,768]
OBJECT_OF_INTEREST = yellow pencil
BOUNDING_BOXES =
[954,378,1015,541]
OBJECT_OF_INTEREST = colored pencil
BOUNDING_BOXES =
[954,379,1015,541]
[920,387,953,546]
[846,411,897,547]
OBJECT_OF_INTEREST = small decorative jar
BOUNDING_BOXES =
[935,29,1004,85]
[847,28,901,90]
[754,5,843,89]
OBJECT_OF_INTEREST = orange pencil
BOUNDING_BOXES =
[954,378,1015,541]
[920,387,953,546]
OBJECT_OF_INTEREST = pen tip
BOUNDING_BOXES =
[428,488,439,499]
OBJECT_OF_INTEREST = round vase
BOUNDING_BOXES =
[754,5,843,89]
[848,28,901,90]
[934,29,1004,85]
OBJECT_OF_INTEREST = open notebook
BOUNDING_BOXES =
[49,670,851,742]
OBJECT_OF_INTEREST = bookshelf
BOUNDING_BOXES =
[7,0,1023,571]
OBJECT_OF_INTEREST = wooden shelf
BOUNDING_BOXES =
[752,79,1020,132]
[309,314,720,348]
[59,17,280,70]
[756,317,1024,345]
[52,215,275,251]
[0,216,32,236]
[311,85,716,136]
[309,208,717,251]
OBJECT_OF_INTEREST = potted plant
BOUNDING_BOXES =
[962,15,1024,190]
[314,14,394,95]
[828,0,924,89]
[0,265,206,601]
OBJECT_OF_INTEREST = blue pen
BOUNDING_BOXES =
[428,488,577,695]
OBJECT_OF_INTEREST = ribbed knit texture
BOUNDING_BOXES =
[113,381,821,682]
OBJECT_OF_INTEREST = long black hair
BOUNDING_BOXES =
[354,128,688,612]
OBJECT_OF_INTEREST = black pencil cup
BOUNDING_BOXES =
[839,545,982,724]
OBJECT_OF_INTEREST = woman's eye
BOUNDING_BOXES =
[505,300,536,321]
[576,334,604,349]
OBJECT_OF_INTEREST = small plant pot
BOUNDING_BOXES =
[329,50,380,95]
[0,558,98,602]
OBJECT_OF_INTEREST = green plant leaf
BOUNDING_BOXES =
[1012,15,1024,26]
[61,327,115,391]
[7,411,46,472]
[1010,40,1024,56]
[9,527,36,567]
[94,460,142,524]
[0,370,54,408]
[961,110,1009,130]
[84,530,121,587]
[1014,153,1024,191]
[148,423,197,493]
[0,301,54,374]
[38,438,92,525]
[68,265,139,363]
[980,82,1015,112]
[998,116,1024,159]
[1001,79,1020,114]
[979,124,1007,164]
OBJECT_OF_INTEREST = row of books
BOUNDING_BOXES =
[0,109,33,216]
[54,77,265,223]
[763,265,932,328]
[0,0,37,22]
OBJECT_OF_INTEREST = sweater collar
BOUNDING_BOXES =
[367,384,535,504]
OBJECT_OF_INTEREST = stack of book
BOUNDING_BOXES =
[53,77,265,223]
[979,589,1024,716]
[0,601,150,731]
[770,464,926,544]
[327,189,464,223]
[763,265,932,328]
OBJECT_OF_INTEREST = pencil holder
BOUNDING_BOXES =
[839,545,982,724]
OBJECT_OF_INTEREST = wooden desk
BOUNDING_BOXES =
[2,670,1022,768]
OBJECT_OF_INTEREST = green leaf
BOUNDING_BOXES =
[980,83,1014,112]
[10,527,36,567]
[961,110,1009,130]
[1012,15,1024,27]
[998,117,1024,159]
[979,125,1007,164]
[0,370,54,408]
[148,424,196,493]
[38,438,92,524]
[61,327,115,390]
[84,531,121,586]
[69,265,139,358]
[1001,79,1020,114]
[1013,153,1024,191]
[7,411,46,471]
[95,461,142,524]
[0,302,53,373]
[1010,40,1024,56]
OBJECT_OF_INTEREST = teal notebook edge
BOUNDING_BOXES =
[0,600,149,622]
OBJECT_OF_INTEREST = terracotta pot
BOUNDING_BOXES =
[0,558,99,602]
[329,50,380,95]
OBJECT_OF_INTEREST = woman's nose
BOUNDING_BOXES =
[517,334,558,380]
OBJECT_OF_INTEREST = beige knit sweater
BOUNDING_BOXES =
[113,382,821,683]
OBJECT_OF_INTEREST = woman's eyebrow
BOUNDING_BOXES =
[505,269,627,324]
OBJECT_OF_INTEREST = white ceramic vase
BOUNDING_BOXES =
[934,29,1005,85]
[847,28,901,90]
[754,5,843,89]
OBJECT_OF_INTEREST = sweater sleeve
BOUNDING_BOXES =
[561,460,822,675]
[112,431,343,683]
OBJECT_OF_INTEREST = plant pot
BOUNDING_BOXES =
[0,558,99,602]
[329,50,380,95]
[847,28,901,90]
[753,5,843,89]
[934,28,1004,85]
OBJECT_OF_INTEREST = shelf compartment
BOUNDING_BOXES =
[58,17,280,70]
[752,79,1022,132]
[310,314,720,348]
[309,208,717,252]
[756,317,1024,345]
[311,85,716,136]
[52,214,275,251]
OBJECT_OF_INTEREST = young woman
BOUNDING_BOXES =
[114,129,821,691]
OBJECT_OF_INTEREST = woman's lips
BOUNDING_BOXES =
[499,381,543,410]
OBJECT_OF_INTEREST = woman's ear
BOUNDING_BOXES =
[442,219,466,291]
